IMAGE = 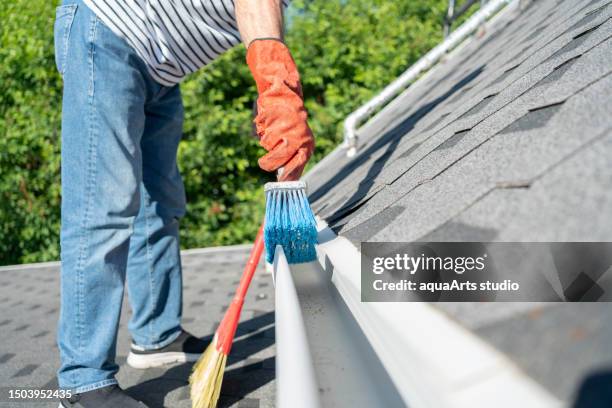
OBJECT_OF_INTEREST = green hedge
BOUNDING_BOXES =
[0,0,446,265]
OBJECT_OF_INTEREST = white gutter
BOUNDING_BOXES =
[272,218,561,407]
[273,246,321,408]
[342,0,518,157]
[312,217,562,408]
[272,247,408,407]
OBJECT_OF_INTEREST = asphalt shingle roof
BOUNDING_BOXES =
[306,0,612,402]
[308,0,612,243]
[0,247,274,408]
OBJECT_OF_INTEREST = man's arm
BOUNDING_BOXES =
[235,0,314,181]
[235,0,283,47]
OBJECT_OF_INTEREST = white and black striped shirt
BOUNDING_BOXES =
[84,0,290,86]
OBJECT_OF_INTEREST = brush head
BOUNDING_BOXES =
[264,181,317,264]
[264,180,307,192]
[190,335,227,408]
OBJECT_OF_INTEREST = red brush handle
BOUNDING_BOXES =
[215,223,265,354]
[235,224,265,302]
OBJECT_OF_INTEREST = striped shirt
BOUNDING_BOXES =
[84,0,290,86]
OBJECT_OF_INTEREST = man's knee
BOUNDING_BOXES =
[143,173,186,222]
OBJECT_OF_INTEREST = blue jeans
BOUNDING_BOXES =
[55,0,186,393]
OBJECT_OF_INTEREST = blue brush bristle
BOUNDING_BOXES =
[264,186,317,264]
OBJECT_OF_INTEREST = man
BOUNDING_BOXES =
[54,0,314,405]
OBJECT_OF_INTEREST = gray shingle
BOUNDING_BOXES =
[310,4,612,238]
[0,247,275,408]
[424,130,612,242]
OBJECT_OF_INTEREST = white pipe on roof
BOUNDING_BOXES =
[342,0,517,158]
[273,246,321,408]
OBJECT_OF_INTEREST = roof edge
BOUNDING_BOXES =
[0,243,257,271]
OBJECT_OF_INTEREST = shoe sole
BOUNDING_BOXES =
[126,351,201,369]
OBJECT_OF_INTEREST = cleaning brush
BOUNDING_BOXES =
[264,180,318,264]
[190,225,265,408]
[190,180,317,407]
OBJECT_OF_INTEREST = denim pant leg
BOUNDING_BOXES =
[56,1,153,392]
[126,85,186,349]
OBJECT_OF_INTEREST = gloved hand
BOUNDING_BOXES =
[246,39,314,181]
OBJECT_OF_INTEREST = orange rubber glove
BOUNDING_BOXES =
[246,39,314,181]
